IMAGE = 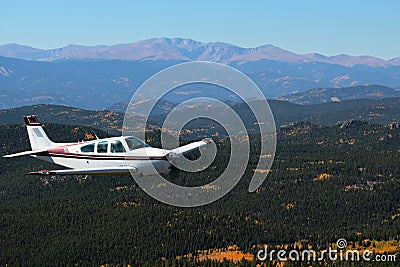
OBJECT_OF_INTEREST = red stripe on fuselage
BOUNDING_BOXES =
[46,152,167,161]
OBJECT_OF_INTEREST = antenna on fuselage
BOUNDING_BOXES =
[92,131,100,140]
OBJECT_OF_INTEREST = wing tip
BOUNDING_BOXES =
[202,138,212,144]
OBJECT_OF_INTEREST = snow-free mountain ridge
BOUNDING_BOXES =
[0,38,398,67]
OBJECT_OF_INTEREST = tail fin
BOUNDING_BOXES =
[24,115,55,150]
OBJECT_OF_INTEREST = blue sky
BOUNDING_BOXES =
[1,0,399,59]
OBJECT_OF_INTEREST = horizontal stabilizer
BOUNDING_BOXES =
[3,149,48,158]
[27,166,138,176]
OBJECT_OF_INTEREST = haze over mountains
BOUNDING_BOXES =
[0,37,400,110]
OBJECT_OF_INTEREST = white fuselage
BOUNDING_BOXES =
[35,136,172,175]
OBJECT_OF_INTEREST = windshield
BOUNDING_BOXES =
[125,137,148,151]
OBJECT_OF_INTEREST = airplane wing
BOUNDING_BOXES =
[27,166,138,176]
[167,138,212,159]
[3,149,48,158]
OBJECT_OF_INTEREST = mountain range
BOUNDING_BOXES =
[1,38,400,67]
[1,38,400,110]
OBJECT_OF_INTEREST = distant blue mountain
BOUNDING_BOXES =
[0,56,182,109]
[278,85,400,104]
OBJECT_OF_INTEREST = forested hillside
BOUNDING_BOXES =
[0,120,399,266]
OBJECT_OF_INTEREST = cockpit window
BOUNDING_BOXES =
[111,140,125,153]
[97,141,108,153]
[125,137,148,151]
[81,143,95,153]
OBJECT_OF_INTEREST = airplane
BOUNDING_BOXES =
[3,115,212,176]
